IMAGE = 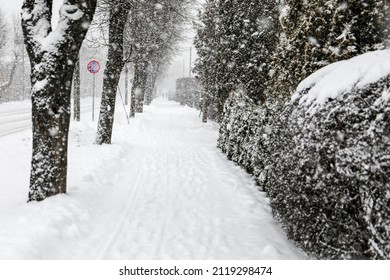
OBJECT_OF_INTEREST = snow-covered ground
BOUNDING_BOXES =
[0,98,305,260]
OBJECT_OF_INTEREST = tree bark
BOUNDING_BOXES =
[22,0,97,202]
[73,57,81,121]
[0,54,19,100]
[202,94,208,123]
[129,64,138,117]
[135,62,147,113]
[144,70,158,106]
[96,3,131,145]
[125,64,129,105]
[130,61,147,114]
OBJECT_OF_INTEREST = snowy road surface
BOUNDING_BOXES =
[0,106,31,136]
[0,98,305,259]
[0,100,98,137]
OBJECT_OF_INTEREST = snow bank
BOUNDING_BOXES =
[293,49,390,111]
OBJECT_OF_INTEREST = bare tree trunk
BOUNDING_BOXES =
[135,63,147,113]
[22,0,97,202]
[96,3,131,145]
[0,54,19,100]
[73,57,81,121]
[202,94,208,123]
[125,64,129,105]
[144,71,158,106]
[129,64,138,118]
[22,45,26,100]
[131,61,147,114]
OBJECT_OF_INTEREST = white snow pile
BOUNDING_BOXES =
[293,49,390,111]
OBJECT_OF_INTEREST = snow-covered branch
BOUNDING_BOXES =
[22,0,96,58]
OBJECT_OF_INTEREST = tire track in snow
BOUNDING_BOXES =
[141,114,192,258]
[95,147,149,259]
[93,115,174,259]
[129,111,219,258]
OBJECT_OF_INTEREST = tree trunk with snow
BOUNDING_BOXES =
[202,94,208,123]
[0,54,19,100]
[130,61,147,114]
[144,71,157,106]
[22,0,97,202]
[73,57,81,121]
[124,64,129,105]
[96,3,131,145]
[136,64,148,113]
[129,64,138,118]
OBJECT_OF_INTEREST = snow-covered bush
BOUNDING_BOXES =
[268,50,390,259]
[217,89,281,188]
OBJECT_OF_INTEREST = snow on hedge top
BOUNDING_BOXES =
[292,49,390,109]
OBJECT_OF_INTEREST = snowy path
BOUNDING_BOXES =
[0,99,305,259]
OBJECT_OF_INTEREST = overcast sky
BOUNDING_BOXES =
[0,0,23,15]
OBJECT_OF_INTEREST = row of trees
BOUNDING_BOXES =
[0,10,30,101]
[21,0,191,201]
[194,0,389,117]
[194,0,279,121]
[95,0,190,144]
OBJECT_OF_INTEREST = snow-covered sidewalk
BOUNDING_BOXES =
[0,98,305,259]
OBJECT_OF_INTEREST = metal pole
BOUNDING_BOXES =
[118,86,130,124]
[22,47,25,100]
[92,73,95,121]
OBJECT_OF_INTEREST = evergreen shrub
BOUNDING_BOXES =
[268,75,390,259]
[217,89,280,189]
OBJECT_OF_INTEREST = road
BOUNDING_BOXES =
[0,107,31,137]
[0,101,99,137]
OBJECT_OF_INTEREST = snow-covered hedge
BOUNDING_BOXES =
[217,89,280,188]
[268,50,390,259]
[218,50,390,259]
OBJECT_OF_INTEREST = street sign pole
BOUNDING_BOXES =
[87,60,101,122]
[92,74,95,121]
